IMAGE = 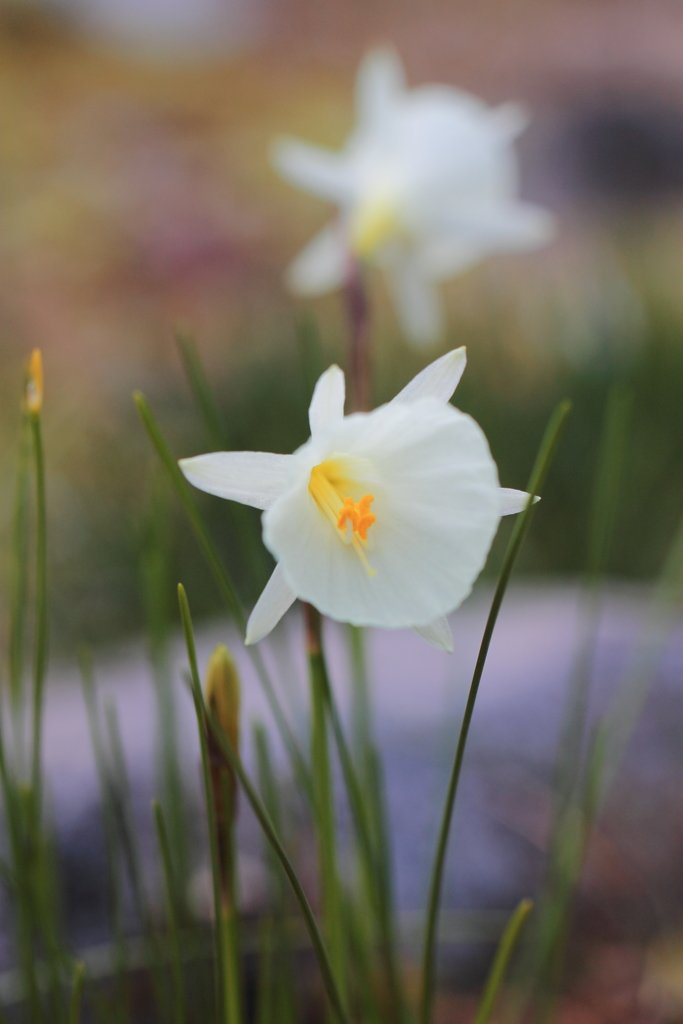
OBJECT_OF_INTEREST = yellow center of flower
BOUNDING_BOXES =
[309,459,377,576]
[349,191,401,258]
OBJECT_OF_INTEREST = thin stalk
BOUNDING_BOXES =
[134,393,311,798]
[312,612,407,1023]
[218,772,243,1024]
[178,585,351,1024]
[9,408,31,765]
[181,631,227,1021]
[254,727,297,1024]
[305,606,347,1016]
[473,900,533,1024]
[0,714,42,1021]
[345,265,371,412]
[418,399,571,1024]
[153,801,186,1024]
[67,962,85,1024]
[517,386,631,1023]
[140,472,189,905]
[79,648,130,1023]
[29,405,48,812]
[103,701,169,1020]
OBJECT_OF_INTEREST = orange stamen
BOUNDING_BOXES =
[337,494,375,539]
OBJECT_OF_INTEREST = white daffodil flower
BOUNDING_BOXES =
[272,47,554,347]
[180,348,536,654]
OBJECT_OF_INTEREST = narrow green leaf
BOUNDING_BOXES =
[153,800,186,1024]
[474,900,533,1024]
[419,399,571,1024]
[67,962,85,1024]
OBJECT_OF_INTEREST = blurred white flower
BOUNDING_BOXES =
[180,348,534,653]
[272,47,554,347]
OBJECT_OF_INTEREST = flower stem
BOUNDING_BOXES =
[178,585,351,1024]
[305,604,347,1017]
[29,405,48,812]
[418,399,571,1024]
[345,264,371,412]
[311,611,408,1024]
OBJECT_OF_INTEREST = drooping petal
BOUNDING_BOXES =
[180,451,294,510]
[271,137,352,202]
[491,101,529,140]
[385,255,444,347]
[309,365,346,436]
[245,563,297,645]
[500,488,539,516]
[411,615,454,653]
[355,46,406,133]
[263,397,500,630]
[391,347,466,406]
[286,223,350,296]
[440,203,556,252]
[416,236,488,279]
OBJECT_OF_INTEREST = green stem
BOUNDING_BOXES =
[182,643,227,1021]
[312,612,407,1023]
[29,408,48,812]
[9,408,31,766]
[153,801,186,1024]
[305,606,347,1016]
[473,900,533,1024]
[418,400,571,1024]
[178,585,351,1024]
[67,962,85,1024]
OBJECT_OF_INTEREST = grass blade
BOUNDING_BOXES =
[152,800,186,1024]
[473,900,533,1024]
[418,399,571,1024]
[67,962,85,1024]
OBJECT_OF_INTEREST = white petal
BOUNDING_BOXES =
[245,563,297,645]
[286,224,350,296]
[491,101,529,140]
[180,452,293,510]
[500,488,539,516]
[356,46,406,132]
[263,398,500,630]
[411,616,453,653]
[385,256,444,347]
[441,203,556,252]
[416,236,487,279]
[309,365,346,436]
[392,348,466,406]
[271,137,352,202]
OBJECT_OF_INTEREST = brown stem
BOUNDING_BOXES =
[345,264,371,413]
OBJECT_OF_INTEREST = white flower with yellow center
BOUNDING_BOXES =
[272,47,554,346]
[180,349,534,653]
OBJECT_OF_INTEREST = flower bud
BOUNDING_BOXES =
[205,644,241,905]
[26,349,43,414]
[205,643,240,755]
